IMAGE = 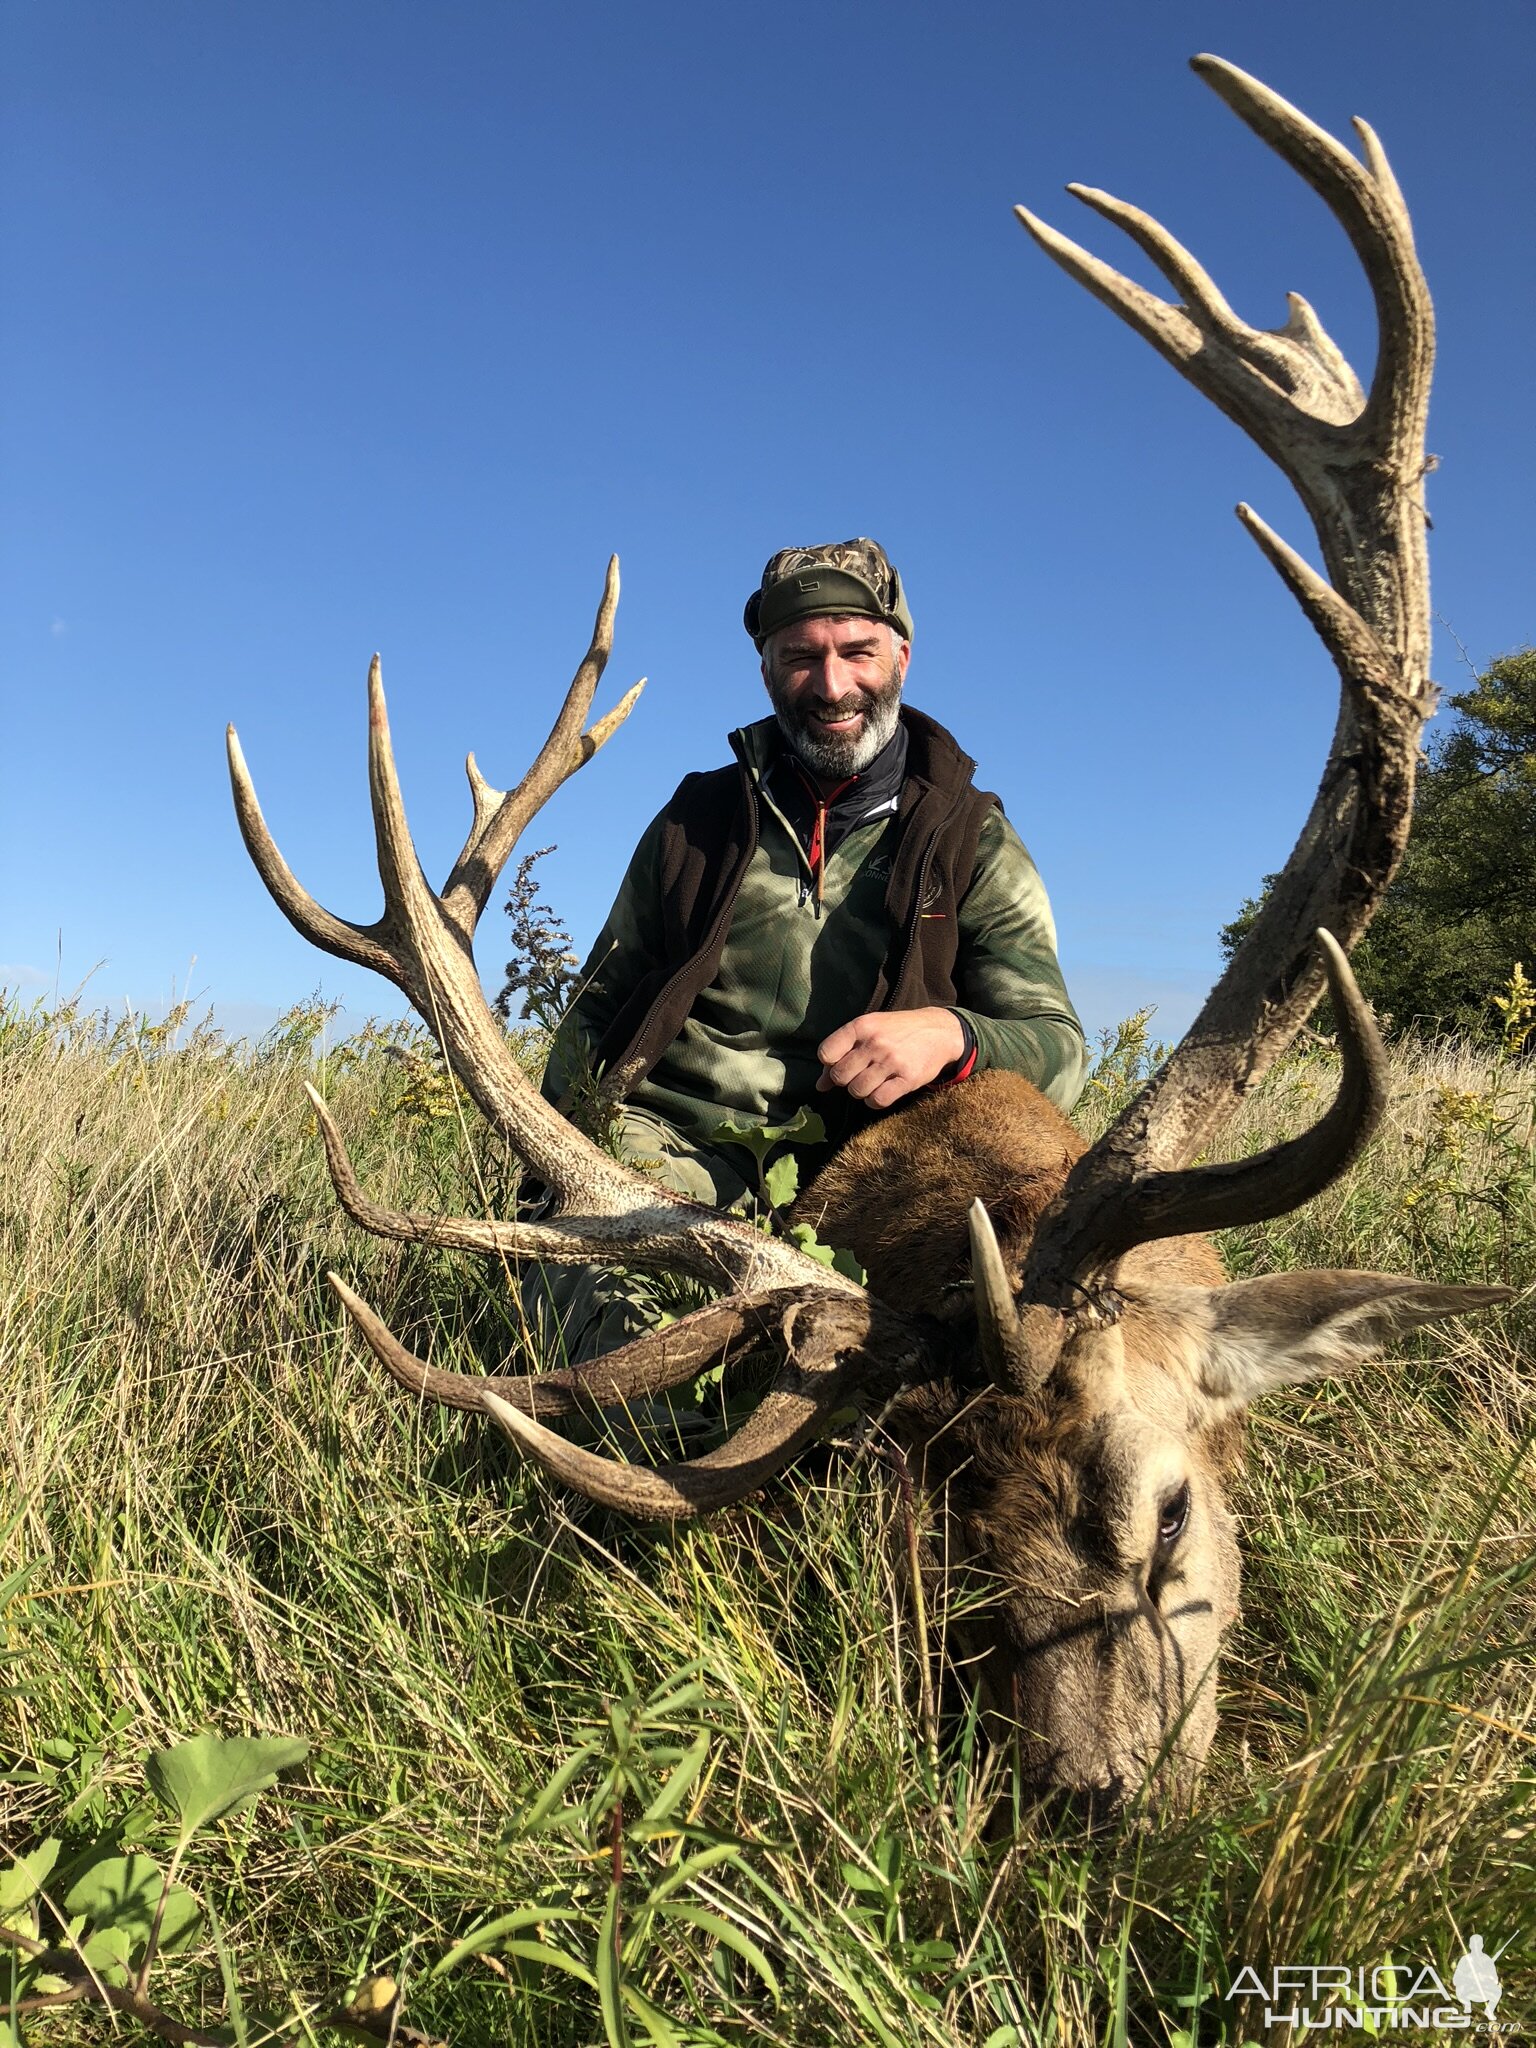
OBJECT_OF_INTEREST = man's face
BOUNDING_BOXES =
[762,615,910,780]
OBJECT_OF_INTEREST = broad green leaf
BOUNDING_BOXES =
[641,1734,709,1827]
[153,1883,203,1955]
[773,1108,825,1147]
[433,1904,586,1976]
[704,1106,824,1163]
[145,1733,309,1841]
[903,1937,958,1968]
[786,1223,866,1283]
[64,1851,163,1945]
[0,1838,59,1924]
[763,1153,800,1209]
[701,1118,775,1166]
[80,1919,134,1984]
[660,1902,779,1998]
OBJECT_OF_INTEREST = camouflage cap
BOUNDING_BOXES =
[744,537,914,651]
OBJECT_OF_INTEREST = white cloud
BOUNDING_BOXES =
[0,964,51,990]
[50,617,68,637]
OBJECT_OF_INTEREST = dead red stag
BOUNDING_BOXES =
[228,57,1509,1811]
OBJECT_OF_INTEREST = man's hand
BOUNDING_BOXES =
[816,1007,967,1109]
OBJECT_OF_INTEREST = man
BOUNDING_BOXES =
[539,537,1085,1355]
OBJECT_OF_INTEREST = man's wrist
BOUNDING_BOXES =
[938,1009,978,1085]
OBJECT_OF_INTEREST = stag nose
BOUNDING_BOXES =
[1042,1771,1127,1833]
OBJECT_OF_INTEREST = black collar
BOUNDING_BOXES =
[764,721,908,861]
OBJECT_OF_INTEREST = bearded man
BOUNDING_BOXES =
[538,537,1085,1357]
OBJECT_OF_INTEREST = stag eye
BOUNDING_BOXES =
[1157,1483,1191,1548]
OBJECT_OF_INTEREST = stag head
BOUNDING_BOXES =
[909,1255,1506,1810]
[229,57,1509,1818]
[794,1028,1503,1810]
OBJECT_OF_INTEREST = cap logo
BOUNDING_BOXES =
[796,576,821,592]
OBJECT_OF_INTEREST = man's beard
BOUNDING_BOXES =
[768,658,904,780]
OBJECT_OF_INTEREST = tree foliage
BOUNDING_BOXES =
[1221,647,1536,1042]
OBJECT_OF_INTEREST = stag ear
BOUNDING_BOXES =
[1193,1270,1512,1409]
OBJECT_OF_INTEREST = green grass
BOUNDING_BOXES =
[1,995,1532,2045]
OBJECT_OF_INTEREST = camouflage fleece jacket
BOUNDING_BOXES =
[544,714,1087,1161]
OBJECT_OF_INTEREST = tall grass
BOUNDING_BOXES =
[1,996,1532,2045]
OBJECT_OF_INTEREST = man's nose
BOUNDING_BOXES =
[812,655,860,700]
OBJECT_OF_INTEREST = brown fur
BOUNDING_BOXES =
[795,1070,1225,1310]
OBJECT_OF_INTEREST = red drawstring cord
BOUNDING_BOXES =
[793,764,858,905]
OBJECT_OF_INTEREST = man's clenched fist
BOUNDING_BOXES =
[816,1007,966,1109]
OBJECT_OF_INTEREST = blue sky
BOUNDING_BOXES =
[3,1,1532,1049]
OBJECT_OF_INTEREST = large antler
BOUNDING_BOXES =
[229,561,936,1509]
[1011,56,1436,1319]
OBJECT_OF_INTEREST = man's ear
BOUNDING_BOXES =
[1194,1269,1512,1409]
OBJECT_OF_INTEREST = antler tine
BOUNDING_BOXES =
[1064,185,1243,339]
[1013,203,1199,374]
[303,1082,873,1304]
[969,1202,1057,1393]
[1036,935,1390,1286]
[226,724,399,983]
[1190,57,1432,441]
[304,1083,735,1280]
[1233,503,1393,690]
[366,655,439,921]
[330,1261,936,1523]
[440,557,644,939]
[1020,60,1434,544]
[327,1270,807,1418]
[478,1295,903,1520]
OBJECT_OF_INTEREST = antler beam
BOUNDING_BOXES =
[228,561,866,1305]
[229,561,955,1510]
[1014,57,1436,1312]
